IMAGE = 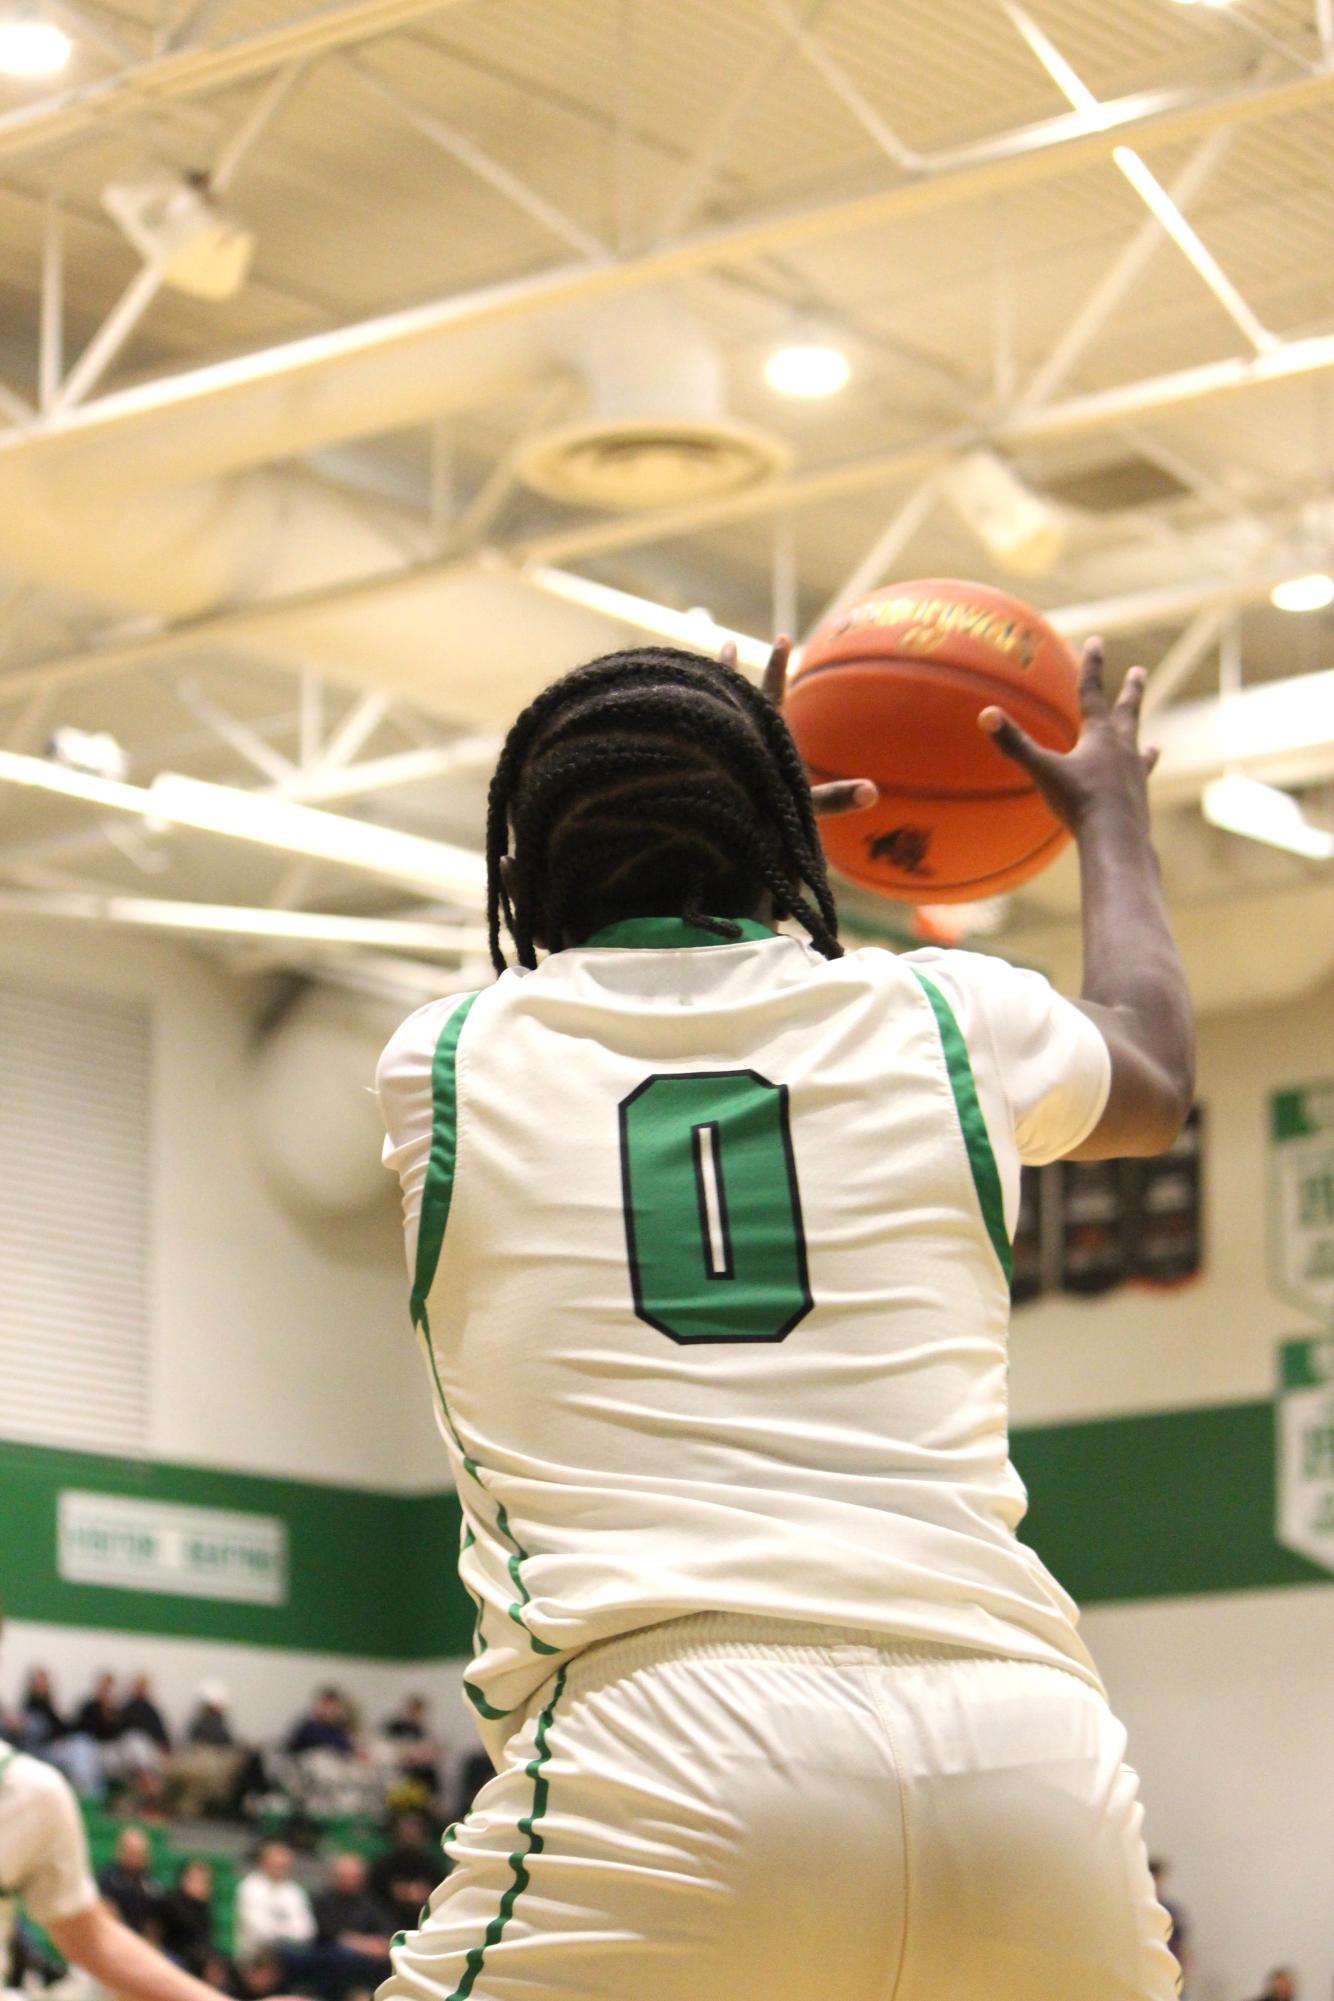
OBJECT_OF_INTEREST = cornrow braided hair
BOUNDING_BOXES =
[485,645,842,973]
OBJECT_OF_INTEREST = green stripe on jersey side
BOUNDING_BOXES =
[445,1668,566,2001]
[912,971,1013,1284]
[410,991,482,1332]
[406,987,554,1684]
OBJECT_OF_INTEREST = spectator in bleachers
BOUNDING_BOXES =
[18,1669,67,1752]
[1244,1972,1298,2001]
[311,1852,393,1993]
[18,1667,103,1796]
[75,1673,124,1747]
[97,1825,165,1941]
[285,1690,354,1759]
[187,1683,235,1750]
[170,1682,250,1820]
[368,1813,439,1933]
[379,1697,440,1803]
[160,1859,219,1980]
[121,1675,172,1755]
[228,1947,285,2000]
[1150,1857,1191,1989]
[234,1842,316,1963]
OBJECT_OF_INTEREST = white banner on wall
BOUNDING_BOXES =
[1275,1336,1334,1576]
[1269,1080,1334,1325]
[57,1490,287,1605]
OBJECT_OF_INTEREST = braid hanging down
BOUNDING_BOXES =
[484,645,842,973]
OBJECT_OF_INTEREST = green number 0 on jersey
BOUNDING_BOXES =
[618,1069,812,1344]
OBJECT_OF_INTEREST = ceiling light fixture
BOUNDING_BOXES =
[0,889,490,956]
[764,341,850,399]
[1270,572,1334,614]
[0,12,71,75]
[0,750,488,905]
[1202,773,1334,861]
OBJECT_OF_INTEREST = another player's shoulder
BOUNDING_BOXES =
[0,1748,78,1816]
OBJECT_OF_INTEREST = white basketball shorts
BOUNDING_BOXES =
[382,1613,1178,2001]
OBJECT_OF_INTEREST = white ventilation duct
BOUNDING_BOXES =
[0,299,785,723]
[244,985,394,1218]
[517,296,788,510]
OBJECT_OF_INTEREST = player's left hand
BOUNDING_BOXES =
[719,636,877,818]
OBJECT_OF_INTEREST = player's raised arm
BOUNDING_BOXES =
[979,638,1194,1160]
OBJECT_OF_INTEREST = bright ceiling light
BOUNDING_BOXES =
[0,749,488,906]
[764,342,850,399]
[1203,773,1334,861]
[0,13,72,75]
[1270,572,1334,614]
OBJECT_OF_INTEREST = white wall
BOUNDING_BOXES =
[1009,971,1334,1428]
[1084,1588,1334,2001]
[1009,973,1334,2001]
[0,919,445,1491]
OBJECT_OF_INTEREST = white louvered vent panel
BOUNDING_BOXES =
[0,981,151,1455]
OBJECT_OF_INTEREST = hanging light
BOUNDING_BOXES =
[1202,774,1334,862]
[0,11,72,75]
[1270,573,1334,614]
[765,341,850,399]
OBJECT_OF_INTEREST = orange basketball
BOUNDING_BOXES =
[786,578,1081,904]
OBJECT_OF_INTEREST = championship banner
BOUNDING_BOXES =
[1275,1336,1334,1576]
[1269,1082,1334,1324]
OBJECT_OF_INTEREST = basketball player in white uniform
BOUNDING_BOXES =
[377,635,1192,2001]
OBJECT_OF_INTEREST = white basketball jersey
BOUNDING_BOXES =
[378,919,1112,1755]
[0,1749,98,1961]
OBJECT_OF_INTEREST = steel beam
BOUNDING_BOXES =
[0,0,478,166]
[5,65,1333,474]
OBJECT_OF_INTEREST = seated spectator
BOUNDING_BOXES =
[159,1859,218,1979]
[369,1814,440,1931]
[1246,1972,1298,2001]
[187,1682,235,1749]
[169,1681,251,1819]
[285,1689,354,1760]
[228,1947,285,2000]
[234,1842,316,1963]
[380,1697,440,1801]
[97,1825,165,1940]
[18,1669,68,1753]
[121,1765,170,1825]
[311,1852,392,1992]
[1150,1857,1191,1988]
[23,1667,104,1797]
[121,1675,171,1754]
[75,1673,124,1746]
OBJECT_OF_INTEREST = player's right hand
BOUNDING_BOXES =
[977,636,1160,837]
[720,635,877,819]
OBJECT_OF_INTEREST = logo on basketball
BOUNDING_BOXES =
[868,826,934,877]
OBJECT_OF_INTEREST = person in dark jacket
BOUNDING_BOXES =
[121,1677,171,1753]
[159,1860,218,1978]
[97,1827,165,1940]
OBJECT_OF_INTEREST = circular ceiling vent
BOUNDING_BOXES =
[518,417,790,512]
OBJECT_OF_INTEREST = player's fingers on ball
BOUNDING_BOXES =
[718,638,739,669]
[761,635,792,706]
[979,704,1042,770]
[1143,745,1161,775]
[812,778,878,817]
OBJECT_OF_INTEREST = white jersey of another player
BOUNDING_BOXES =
[0,1747,98,1967]
[378,917,1112,1755]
